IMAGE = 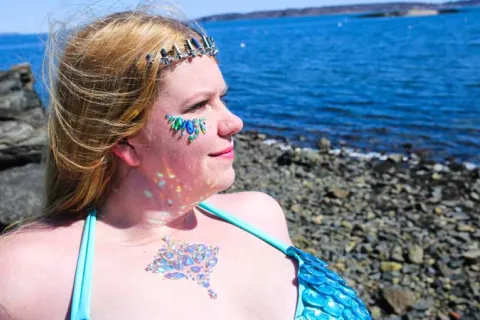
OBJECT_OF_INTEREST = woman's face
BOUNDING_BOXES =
[130,55,243,209]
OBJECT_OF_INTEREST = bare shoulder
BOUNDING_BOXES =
[205,191,293,245]
[0,223,82,319]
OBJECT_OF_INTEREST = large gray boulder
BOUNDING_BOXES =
[0,63,47,170]
[0,64,47,228]
[0,163,44,226]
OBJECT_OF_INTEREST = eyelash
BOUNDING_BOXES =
[187,94,228,113]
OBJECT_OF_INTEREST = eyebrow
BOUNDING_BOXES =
[182,85,229,107]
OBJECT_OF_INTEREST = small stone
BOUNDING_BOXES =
[391,245,404,262]
[432,173,442,180]
[412,298,434,311]
[367,211,376,220]
[388,154,404,163]
[457,224,475,233]
[381,286,416,315]
[313,215,324,225]
[341,220,353,230]
[317,137,331,153]
[462,249,480,260]
[408,244,424,264]
[381,262,403,272]
[449,311,462,320]
[345,240,358,253]
[290,204,302,214]
[332,262,346,272]
[370,306,382,319]
[327,186,349,199]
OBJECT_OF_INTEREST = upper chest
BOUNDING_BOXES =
[29,221,298,320]
[88,225,299,320]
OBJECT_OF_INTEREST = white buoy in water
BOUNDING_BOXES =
[338,22,342,27]
[240,42,246,48]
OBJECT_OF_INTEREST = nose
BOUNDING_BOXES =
[218,107,243,138]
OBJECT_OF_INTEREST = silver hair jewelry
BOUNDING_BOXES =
[145,235,219,299]
[146,36,219,66]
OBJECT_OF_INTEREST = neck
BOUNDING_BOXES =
[97,167,213,242]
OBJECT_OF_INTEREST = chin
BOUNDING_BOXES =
[211,167,236,193]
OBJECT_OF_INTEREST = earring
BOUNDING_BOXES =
[166,114,207,142]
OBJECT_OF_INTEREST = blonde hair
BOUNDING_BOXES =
[39,9,206,223]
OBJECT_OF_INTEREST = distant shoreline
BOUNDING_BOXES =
[198,0,480,22]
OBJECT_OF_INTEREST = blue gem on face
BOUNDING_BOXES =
[185,120,194,134]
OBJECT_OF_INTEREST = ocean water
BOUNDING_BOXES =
[1,8,479,163]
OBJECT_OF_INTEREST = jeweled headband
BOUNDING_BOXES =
[146,35,219,66]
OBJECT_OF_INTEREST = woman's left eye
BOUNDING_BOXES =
[187,100,209,113]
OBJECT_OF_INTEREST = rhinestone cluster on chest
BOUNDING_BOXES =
[145,236,219,299]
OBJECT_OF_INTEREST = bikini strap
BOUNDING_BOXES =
[71,209,96,320]
[197,201,289,254]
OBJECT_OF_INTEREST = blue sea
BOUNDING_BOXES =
[1,8,480,163]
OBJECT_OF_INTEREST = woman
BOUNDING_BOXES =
[0,10,371,320]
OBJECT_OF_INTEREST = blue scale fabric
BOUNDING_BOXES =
[286,246,372,320]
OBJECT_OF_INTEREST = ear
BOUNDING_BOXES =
[112,139,140,167]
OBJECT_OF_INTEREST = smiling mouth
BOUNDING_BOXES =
[209,146,234,157]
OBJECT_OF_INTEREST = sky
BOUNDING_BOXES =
[2,0,446,34]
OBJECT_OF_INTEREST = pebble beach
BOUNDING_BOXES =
[229,131,480,320]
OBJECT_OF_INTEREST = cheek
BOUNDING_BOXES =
[145,124,215,174]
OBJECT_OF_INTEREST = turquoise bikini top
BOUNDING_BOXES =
[70,202,371,320]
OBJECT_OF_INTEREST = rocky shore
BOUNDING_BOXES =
[230,133,479,320]
[1,65,479,319]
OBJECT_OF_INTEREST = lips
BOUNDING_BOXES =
[209,145,234,157]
